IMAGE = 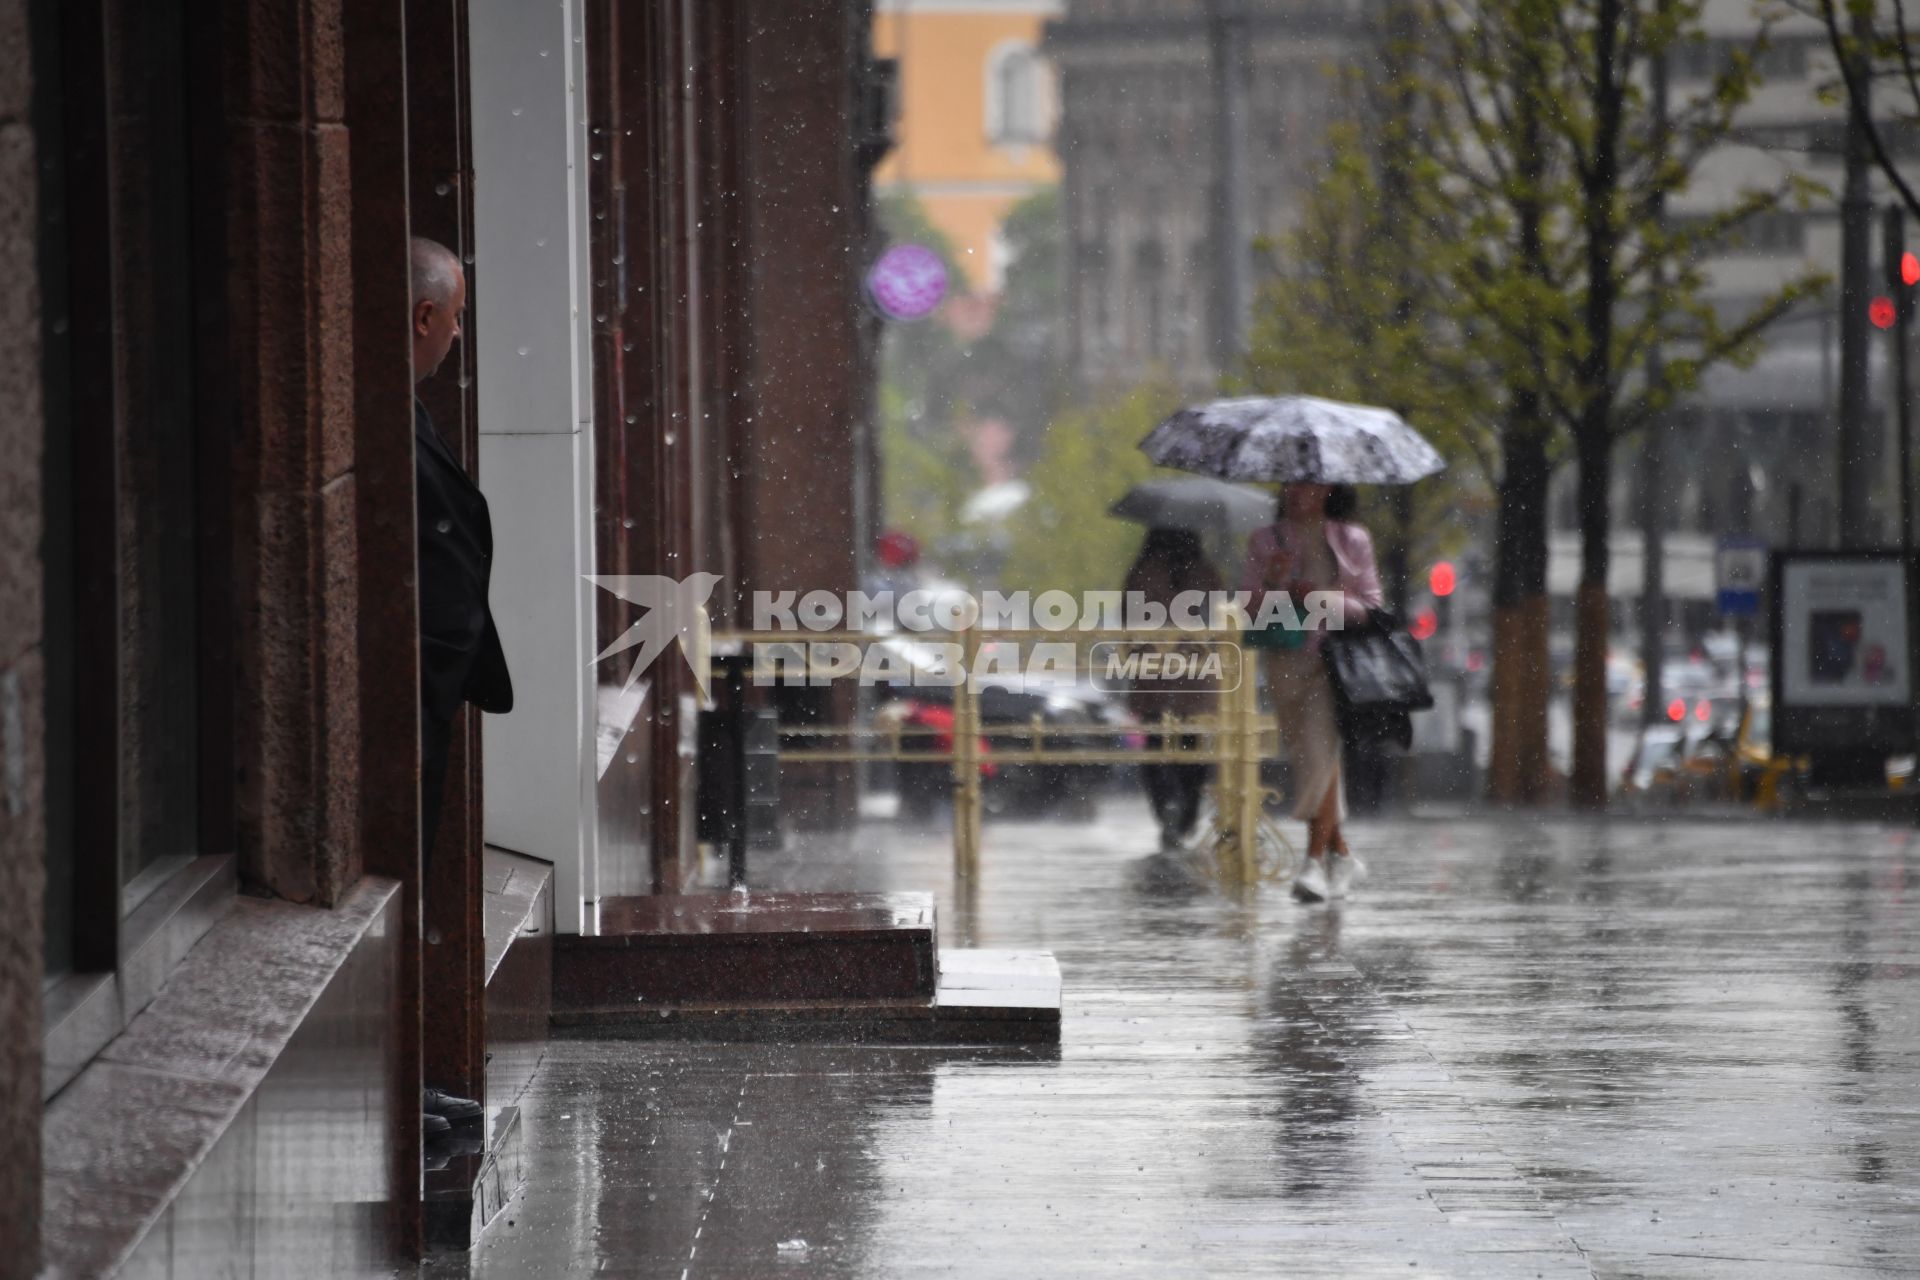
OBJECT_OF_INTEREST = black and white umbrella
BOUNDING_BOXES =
[1107,476,1273,537]
[1139,395,1446,486]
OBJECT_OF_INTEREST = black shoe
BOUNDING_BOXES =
[424,1087,483,1124]
[424,1111,452,1138]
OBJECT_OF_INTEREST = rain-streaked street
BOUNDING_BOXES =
[28,0,1920,1273]
[432,804,1920,1278]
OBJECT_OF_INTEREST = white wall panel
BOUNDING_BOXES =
[471,0,598,934]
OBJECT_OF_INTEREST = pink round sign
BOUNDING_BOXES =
[867,244,949,321]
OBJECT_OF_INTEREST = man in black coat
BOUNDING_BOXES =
[411,237,512,1137]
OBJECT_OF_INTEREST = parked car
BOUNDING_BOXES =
[869,636,1136,820]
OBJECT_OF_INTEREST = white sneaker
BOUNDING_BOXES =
[1328,853,1364,899]
[1292,857,1330,903]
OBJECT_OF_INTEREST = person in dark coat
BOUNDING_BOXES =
[411,237,512,1137]
[1123,527,1223,849]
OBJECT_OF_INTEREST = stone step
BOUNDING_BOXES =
[553,946,1061,1046]
[554,890,939,1011]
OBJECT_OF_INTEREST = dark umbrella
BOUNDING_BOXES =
[1139,395,1446,485]
[1108,476,1274,537]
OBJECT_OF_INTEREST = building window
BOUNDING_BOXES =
[1673,34,1821,82]
[1672,208,1807,256]
[1082,236,1111,353]
[986,41,1052,147]
[36,0,228,987]
[1136,240,1166,361]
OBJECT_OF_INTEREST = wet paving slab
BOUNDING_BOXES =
[420,805,1920,1278]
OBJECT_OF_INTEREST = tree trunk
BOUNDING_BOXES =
[1489,30,1554,809]
[1569,0,1624,810]
[1488,400,1552,805]
[1569,422,1614,808]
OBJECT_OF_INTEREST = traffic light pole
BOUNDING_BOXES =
[1885,204,1917,764]
[1838,7,1876,548]
[1640,45,1670,733]
[1888,205,1914,554]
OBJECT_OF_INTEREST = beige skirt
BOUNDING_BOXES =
[1265,649,1345,823]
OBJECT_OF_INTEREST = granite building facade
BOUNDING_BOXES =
[4,0,885,1273]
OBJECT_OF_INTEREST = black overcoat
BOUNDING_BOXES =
[416,399,513,723]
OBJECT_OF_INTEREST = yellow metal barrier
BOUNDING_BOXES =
[713,618,1296,888]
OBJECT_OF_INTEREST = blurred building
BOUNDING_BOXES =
[1551,0,1910,634]
[1045,0,1360,387]
[873,0,1063,294]
[7,0,884,1272]
[1046,0,1909,637]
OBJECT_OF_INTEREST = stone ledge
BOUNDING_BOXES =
[40,876,399,1279]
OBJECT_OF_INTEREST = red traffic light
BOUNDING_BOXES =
[1429,561,1457,597]
[1904,251,1920,287]
[1410,609,1438,641]
[1871,296,1898,330]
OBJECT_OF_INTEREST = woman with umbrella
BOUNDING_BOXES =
[1140,394,1444,903]
[1239,483,1380,900]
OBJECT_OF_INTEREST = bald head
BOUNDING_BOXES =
[409,237,466,384]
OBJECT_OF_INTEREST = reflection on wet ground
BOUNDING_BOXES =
[424,806,1920,1278]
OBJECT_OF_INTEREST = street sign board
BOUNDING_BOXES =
[1715,535,1767,615]
[1770,550,1918,757]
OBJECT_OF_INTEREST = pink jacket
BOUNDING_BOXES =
[1238,520,1383,638]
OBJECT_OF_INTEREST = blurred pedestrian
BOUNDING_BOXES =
[1124,527,1222,849]
[1239,484,1381,901]
[411,237,513,1138]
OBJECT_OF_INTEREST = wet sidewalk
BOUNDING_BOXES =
[423,804,1920,1278]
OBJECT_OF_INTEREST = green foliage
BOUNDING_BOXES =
[878,379,975,556]
[998,383,1185,597]
[1413,0,1829,440]
[963,186,1074,463]
[1248,0,1831,799]
[876,187,1074,573]
[1242,109,1499,577]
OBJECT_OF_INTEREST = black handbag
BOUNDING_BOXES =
[1321,610,1435,714]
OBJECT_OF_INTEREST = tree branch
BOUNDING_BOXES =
[1820,0,1920,223]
